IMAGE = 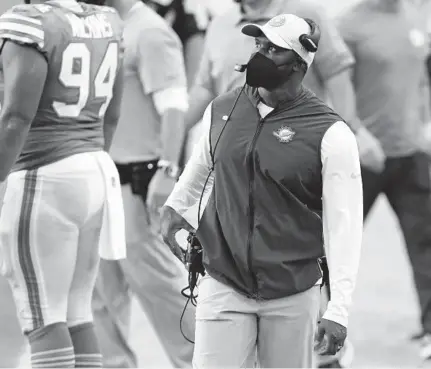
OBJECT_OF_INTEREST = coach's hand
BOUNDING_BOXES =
[160,205,195,264]
[355,127,386,173]
[314,318,347,356]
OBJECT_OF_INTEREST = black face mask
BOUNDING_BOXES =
[246,52,291,90]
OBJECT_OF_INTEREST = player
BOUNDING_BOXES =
[0,0,124,367]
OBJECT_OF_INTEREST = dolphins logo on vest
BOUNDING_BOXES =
[273,126,295,143]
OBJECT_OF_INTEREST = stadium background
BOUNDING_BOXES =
[0,0,427,367]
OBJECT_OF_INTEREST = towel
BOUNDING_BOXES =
[93,151,127,260]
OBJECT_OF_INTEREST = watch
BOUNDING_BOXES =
[157,160,180,178]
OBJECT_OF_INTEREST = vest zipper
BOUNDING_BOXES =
[246,117,265,297]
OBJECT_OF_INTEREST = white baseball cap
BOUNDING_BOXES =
[241,14,316,67]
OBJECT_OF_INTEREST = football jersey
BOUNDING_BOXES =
[0,1,123,171]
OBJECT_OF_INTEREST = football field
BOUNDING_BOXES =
[0,195,423,368]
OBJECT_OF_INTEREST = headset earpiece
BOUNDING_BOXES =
[299,34,318,52]
[299,18,320,53]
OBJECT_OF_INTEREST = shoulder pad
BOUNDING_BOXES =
[0,4,47,50]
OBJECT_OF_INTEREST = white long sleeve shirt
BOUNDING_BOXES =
[166,102,363,328]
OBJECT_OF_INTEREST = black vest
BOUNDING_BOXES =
[196,85,344,300]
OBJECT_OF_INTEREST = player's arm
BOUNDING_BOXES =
[321,9,362,133]
[299,4,362,132]
[0,41,47,181]
[334,6,386,172]
[320,121,363,329]
[103,59,124,151]
[137,26,188,169]
[184,24,217,133]
[325,69,361,130]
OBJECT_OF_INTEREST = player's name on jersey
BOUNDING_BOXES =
[65,13,113,39]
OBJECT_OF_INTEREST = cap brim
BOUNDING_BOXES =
[241,24,293,50]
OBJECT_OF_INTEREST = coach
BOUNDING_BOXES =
[161,13,363,368]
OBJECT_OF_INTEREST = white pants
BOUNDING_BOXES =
[194,274,320,368]
[0,151,108,333]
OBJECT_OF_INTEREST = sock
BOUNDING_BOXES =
[69,322,102,368]
[28,322,75,368]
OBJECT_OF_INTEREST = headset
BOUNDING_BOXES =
[299,18,320,53]
[235,17,320,73]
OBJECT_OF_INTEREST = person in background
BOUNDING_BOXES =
[337,0,431,363]
[143,0,234,85]
[91,0,195,367]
